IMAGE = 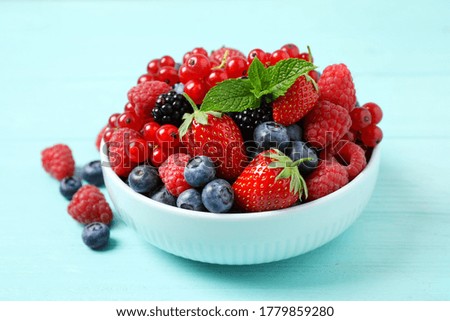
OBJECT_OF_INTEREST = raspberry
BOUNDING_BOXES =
[107,128,142,177]
[306,161,349,201]
[318,64,356,112]
[95,125,108,151]
[158,153,191,196]
[303,100,351,149]
[209,47,245,64]
[41,144,75,180]
[67,185,113,225]
[334,141,367,180]
[127,81,172,118]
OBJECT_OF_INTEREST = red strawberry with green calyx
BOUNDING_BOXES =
[179,94,247,181]
[272,74,319,126]
[232,149,309,212]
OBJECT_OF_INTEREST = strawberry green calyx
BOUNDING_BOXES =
[266,149,310,200]
[179,93,222,138]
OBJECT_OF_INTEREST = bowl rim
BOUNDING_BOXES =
[100,141,380,221]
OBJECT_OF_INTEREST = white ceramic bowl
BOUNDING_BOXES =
[101,143,381,265]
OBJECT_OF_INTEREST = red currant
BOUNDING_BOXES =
[269,50,290,66]
[280,43,300,58]
[137,73,155,84]
[108,113,120,128]
[178,65,195,84]
[298,52,313,62]
[128,138,150,163]
[186,54,211,80]
[184,79,208,105]
[147,59,160,74]
[160,55,175,67]
[363,102,383,124]
[360,125,383,147]
[247,48,267,64]
[192,47,208,57]
[157,66,179,86]
[207,69,228,87]
[209,59,220,68]
[308,70,320,82]
[350,108,372,131]
[103,128,115,143]
[141,121,161,144]
[156,124,181,151]
[264,52,272,65]
[150,146,168,167]
[225,57,248,78]
[118,112,144,131]
[183,51,193,64]
[124,102,135,113]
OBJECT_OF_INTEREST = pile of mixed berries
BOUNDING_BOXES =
[41,43,383,247]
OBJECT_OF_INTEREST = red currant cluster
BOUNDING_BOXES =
[348,102,383,147]
[135,44,318,106]
[102,103,182,167]
[139,55,179,86]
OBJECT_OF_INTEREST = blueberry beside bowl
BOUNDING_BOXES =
[100,141,381,265]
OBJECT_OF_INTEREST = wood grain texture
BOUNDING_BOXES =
[0,0,449,300]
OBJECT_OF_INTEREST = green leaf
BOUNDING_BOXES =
[200,78,260,113]
[248,57,269,95]
[266,58,316,100]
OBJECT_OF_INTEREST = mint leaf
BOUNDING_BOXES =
[200,78,260,112]
[265,59,316,99]
[248,57,269,95]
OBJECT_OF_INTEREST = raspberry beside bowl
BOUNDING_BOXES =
[100,142,381,265]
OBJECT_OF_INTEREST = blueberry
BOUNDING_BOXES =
[173,82,184,94]
[128,165,161,194]
[288,141,318,175]
[184,156,216,187]
[81,160,104,187]
[150,186,177,206]
[82,222,110,250]
[253,121,290,151]
[286,124,303,141]
[177,189,206,211]
[201,179,234,213]
[59,176,82,200]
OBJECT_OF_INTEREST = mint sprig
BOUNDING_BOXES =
[200,78,260,113]
[200,57,316,113]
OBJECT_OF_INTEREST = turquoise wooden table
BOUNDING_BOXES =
[1,0,449,301]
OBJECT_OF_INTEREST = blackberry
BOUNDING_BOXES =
[152,90,193,126]
[230,100,273,140]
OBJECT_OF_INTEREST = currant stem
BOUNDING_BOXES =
[183,93,199,112]
[211,49,229,70]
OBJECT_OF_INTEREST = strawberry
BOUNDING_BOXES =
[272,75,319,126]
[232,149,308,212]
[179,96,247,181]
